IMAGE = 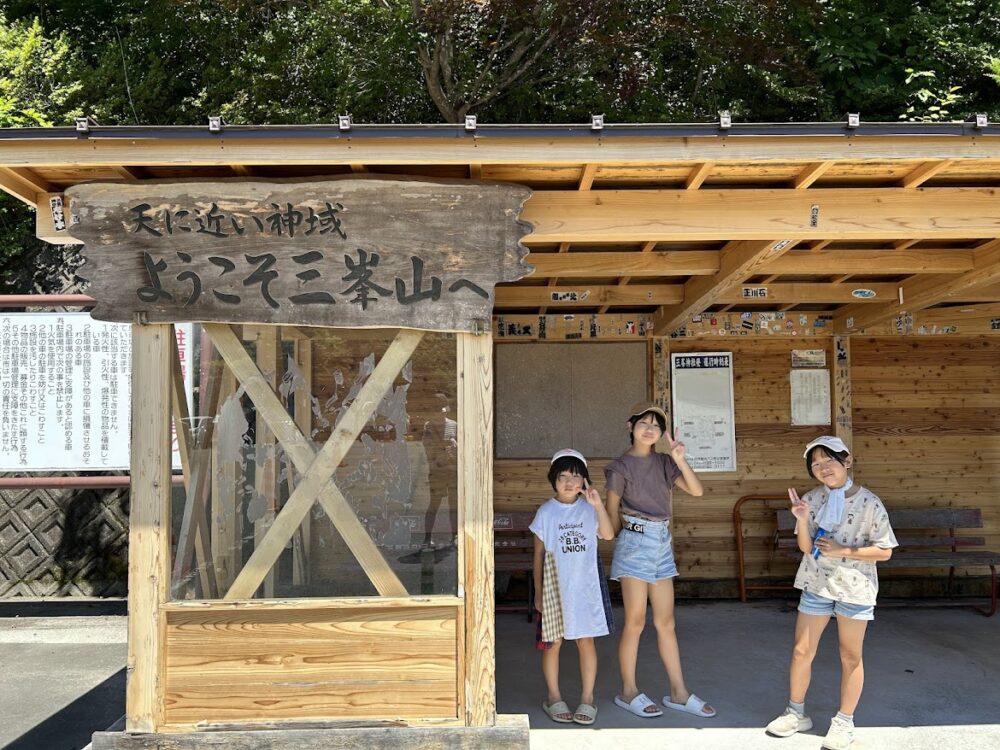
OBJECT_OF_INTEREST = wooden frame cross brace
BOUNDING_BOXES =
[203,324,422,600]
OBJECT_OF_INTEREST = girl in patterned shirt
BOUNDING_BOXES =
[766,436,898,750]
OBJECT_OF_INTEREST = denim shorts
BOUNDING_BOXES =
[610,514,678,583]
[798,590,874,621]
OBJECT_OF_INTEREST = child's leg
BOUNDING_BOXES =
[789,612,832,702]
[834,615,868,715]
[618,577,649,702]
[542,638,565,708]
[575,637,597,708]
[648,577,699,706]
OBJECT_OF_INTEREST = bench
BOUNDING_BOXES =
[493,512,536,620]
[769,506,999,617]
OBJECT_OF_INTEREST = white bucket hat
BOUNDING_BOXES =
[550,448,587,466]
[803,435,850,457]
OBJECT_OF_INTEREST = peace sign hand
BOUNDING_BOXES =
[580,479,603,509]
[664,430,686,461]
[788,487,809,521]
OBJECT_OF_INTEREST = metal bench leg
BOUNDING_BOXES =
[972,565,997,617]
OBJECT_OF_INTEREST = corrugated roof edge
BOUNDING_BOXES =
[0,121,994,140]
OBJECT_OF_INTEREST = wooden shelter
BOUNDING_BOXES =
[1,121,998,747]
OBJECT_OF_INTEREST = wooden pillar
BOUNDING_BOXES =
[832,336,853,447]
[458,331,495,726]
[252,325,282,597]
[652,335,672,447]
[291,338,313,587]
[126,323,172,732]
[211,367,240,593]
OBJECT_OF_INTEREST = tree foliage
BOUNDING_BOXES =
[0,0,998,289]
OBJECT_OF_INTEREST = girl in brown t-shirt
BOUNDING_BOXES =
[606,402,715,719]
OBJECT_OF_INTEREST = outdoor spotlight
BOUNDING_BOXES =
[847,113,860,128]
[338,115,352,131]
[718,111,732,129]
[975,113,988,128]
[208,116,224,133]
[465,115,477,131]
[591,114,605,131]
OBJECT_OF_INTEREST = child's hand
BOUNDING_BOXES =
[664,430,686,461]
[788,487,809,521]
[580,479,603,509]
[814,536,846,557]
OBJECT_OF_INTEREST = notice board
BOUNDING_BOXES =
[670,352,736,472]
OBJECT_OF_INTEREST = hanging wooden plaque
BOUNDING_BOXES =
[68,177,533,332]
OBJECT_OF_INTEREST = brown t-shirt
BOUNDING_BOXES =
[604,452,682,521]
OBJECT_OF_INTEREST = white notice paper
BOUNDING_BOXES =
[790,369,831,426]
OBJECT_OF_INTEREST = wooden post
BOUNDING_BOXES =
[458,331,495,726]
[252,325,282,597]
[126,324,172,732]
[652,336,672,449]
[833,336,853,447]
[211,367,240,593]
[291,338,313,587]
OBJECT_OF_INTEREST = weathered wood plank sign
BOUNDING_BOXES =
[68,178,533,332]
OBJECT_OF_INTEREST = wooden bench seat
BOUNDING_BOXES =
[772,506,999,616]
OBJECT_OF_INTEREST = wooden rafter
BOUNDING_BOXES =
[652,239,800,334]
[230,164,254,177]
[835,239,1000,331]
[578,163,597,191]
[350,163,368,173]
[893,239,918,250]
[684,162,713,190]
[521,188,1000,243]
[792,161,834,189]
[899,159,953,188]
[469,163,482,179]
[113,165,145,181]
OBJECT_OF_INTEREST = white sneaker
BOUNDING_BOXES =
[822,716,855,750]
[766,707,813,737]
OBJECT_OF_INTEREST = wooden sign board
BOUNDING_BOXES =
[68,178,533,332]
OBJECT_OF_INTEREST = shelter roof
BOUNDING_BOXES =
[2,121,999,334]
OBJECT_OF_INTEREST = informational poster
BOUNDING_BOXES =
[790,369,831,426]
[670,352,736,472]
[0,313,192,471]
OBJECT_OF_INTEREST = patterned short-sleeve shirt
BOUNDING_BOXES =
[793,485,898,606]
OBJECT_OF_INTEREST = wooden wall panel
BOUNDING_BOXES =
[164,607,458,725]
[493,336,1000,588]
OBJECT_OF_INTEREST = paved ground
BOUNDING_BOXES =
[1,598,998,749]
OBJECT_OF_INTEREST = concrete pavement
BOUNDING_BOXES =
[1,598,998,749]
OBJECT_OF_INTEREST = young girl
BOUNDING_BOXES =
[766,436,897,750]
[606,402,714,719]
[531,448,615,725]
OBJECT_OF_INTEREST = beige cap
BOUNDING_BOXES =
[628,401,668,421]
[550,448,587,466]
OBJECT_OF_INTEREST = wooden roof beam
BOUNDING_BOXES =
[0,166,52,206]
[521,188,1000,244]
[113,165,145,181]
[527,250,718,279]
[469,163,482,179]
[599,240,657,312]
[651,239,800,334]
[899,159,953,188]
[835,239,1000,331]
[497,283,683,308]
[761,249,974,275]
[716,282,898,304]
[539,241,571,314]
[792,161,834,189]
[230,164,255,177]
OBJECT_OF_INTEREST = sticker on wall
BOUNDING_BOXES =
[851,288,877,299]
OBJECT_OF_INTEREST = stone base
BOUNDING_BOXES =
[91,715,529,750]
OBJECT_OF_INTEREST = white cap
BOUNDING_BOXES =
[803,435,850,458]
[550,448,587,466]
